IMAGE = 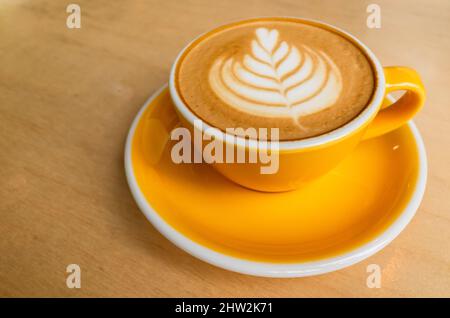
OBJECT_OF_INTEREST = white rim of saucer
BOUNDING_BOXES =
[124,85,427,278]
[169,17,386,151]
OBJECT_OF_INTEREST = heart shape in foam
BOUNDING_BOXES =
[256,28,279,53]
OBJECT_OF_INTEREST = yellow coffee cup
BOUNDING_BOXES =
[169,18,425,192]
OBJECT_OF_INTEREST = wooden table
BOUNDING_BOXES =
[1,0,449,297]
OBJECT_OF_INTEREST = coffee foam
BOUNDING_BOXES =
[209,27,343,128]
[177,19,375,140]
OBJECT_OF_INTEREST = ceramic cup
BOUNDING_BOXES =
[169,17,426,192]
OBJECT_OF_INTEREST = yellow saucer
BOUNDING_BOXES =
[125,86,427,277]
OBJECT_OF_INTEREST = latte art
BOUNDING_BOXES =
[177,18,375,140]
[209,28,343,125]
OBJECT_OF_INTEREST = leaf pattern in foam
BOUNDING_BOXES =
[208,27,343,126]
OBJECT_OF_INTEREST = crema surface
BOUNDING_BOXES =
[177,19,375,140]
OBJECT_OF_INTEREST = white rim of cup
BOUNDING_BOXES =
[169,17,386,151]
[124,86,427,277]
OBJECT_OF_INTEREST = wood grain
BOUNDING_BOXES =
[0,0,449,297]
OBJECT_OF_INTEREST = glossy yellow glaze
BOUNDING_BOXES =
[363,67,426,139]
[173,66,425,191]
[131,89,420,263]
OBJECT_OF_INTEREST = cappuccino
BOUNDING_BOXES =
[176,18,375,140]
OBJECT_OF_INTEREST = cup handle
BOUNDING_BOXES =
[362,66,426,140]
